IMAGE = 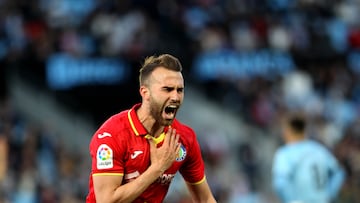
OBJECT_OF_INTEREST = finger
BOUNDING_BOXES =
[170,134,180,153]
[174,134,180,151]
[169,129,177,149]
[166,128,175,146]
[163,128,173,147]
[148,137,156,151]
[175,133,180,144]
[175,137,181,153]
[176,145,181,155]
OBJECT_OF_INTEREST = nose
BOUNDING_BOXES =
[170,90,181,102]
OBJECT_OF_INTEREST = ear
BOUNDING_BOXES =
[139,85,150,101]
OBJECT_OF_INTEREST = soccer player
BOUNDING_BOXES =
[272,113,345,203]
[86,54,217,203]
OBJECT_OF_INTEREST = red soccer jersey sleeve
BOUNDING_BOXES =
[178,126,206,184]
[89,114,127,175]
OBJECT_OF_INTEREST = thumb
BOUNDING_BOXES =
[148,137,156,150]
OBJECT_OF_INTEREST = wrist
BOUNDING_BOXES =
[148,164,165,176]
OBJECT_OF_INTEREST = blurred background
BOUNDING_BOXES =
[0,0,360,202]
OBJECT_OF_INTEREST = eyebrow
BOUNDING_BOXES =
[162,86,184,91]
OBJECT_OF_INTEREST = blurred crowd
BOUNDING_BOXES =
[1,0,360,202]
[0,99,89,203]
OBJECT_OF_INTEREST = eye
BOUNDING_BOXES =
[177,88,184,93]
[163,87,174,92]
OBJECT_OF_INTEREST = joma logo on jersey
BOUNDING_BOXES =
[157,173,175,185]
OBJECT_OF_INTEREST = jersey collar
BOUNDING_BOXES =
[127,103,148,136]
[127,103,172,140]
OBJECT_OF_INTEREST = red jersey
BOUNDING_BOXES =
[86,104,206,203]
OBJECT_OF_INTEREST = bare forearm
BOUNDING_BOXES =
[191,196,217,203]
[186,180,217,203]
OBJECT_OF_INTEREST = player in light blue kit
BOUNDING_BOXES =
[272,113,345,203]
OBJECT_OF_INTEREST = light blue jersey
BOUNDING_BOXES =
[272,140,345,203]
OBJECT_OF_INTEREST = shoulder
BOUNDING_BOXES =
[274,144,295,163]
[306,140,328,152]
[273,146,292,172]
[307,140,335,158]
[172,119,196,137]
[274,146,287,160]
[172,119,199,148]
[90,110,130,147]
[93,110,133,139]
[275,143,292,154]
[100,110,129,131]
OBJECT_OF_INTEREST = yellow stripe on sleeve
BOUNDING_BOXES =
[92,173,124,177]
[187,176,206,185]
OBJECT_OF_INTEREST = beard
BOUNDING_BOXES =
[149,96,175,126]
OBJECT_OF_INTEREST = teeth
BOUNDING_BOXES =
[165,105,177,114]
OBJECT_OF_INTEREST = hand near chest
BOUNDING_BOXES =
[148,128,181,174]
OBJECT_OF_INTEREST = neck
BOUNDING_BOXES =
[137,104,164,137]
[286,133,305,144]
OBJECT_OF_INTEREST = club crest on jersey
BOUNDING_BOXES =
[97,144,113,169]
[176,144,186,162]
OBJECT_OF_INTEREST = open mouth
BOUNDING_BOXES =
[163,105,178,120]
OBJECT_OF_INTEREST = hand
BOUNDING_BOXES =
[149,128,181,173]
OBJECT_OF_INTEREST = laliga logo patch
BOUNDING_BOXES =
[97,144,113,169]
[176,144,186,162]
